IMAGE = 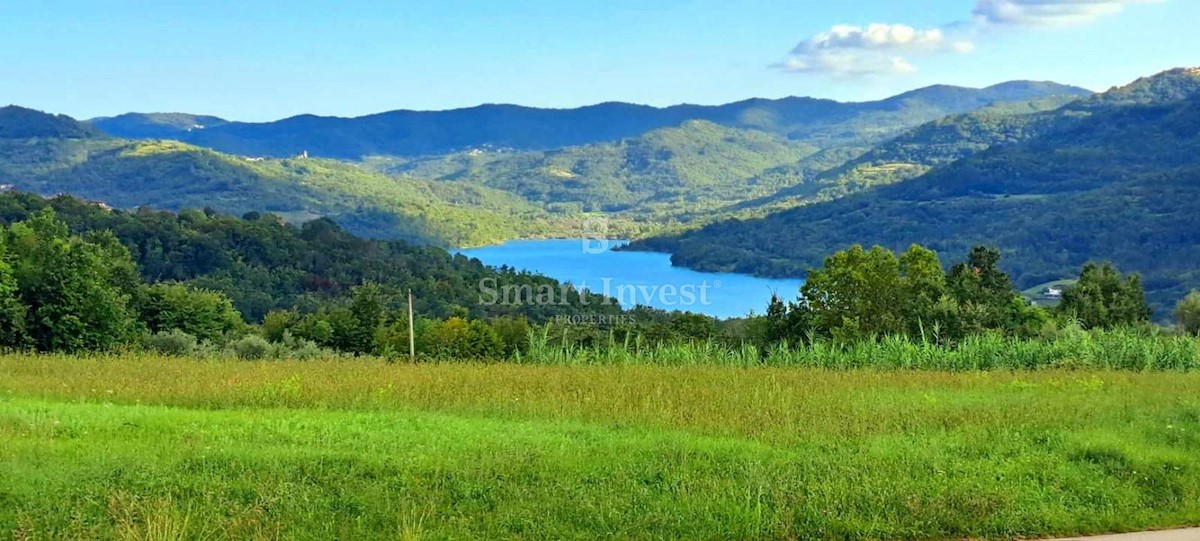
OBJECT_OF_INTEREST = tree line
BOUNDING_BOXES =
[759,244,1186,347]
[0,193,1196,359]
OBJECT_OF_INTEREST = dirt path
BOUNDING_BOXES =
[1054,528,1200,540]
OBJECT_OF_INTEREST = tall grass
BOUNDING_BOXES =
[3,356,1200,539]
[519,325,1200,370]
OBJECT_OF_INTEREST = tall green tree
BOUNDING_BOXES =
[898,244,951,339]
[1058,262,1151,329]
[346,283,387,355]
[5,209,138,351]
[801,245,905,341]
[134,282,243,341]
[946,246,1026,335]
[0,236,28,347]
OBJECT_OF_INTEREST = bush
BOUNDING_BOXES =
[144,329,198,356]
[1178,291,1200,336]
[419,317,504,359]
[229,334,272,360]
[262,309,297,343]
[277,331,328,360]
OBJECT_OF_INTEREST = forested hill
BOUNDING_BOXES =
[0,105,101,139]
[379,120,818,222]
[628,69,1200,315]
[722,94,1084,215]
[90,82,1089,159]
[88,112,229,139]
[0,107,556,247]
[0,191,621,323]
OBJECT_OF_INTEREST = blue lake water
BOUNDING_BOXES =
[457,239,803,319]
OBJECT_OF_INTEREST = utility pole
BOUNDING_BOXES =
[407,289,416,362]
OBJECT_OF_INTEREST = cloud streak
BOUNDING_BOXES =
[974,0,1163,26]
[775,0,1164,76]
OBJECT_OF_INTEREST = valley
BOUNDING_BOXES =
[6,4,1200,539]
[7,69,1200,318]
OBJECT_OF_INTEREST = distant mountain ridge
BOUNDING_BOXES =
[627,68,1200,315]
[88,81,1091,159]
[1,105,101,139]
[88,112,229,140]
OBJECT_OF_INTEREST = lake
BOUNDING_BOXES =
[457,239,803,319]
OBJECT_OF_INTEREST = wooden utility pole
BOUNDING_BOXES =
[407,289,416,362]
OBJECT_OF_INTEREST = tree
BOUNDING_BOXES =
[667,313,719,341]
[1058,262,1151,329]
[261,309,298,342]
[946,246,1025,335]
[489,316,531,357]
[5,209,138,351]
[762,292,812,346]
[801,245,905,341]
[466,320,504,358]
[134,282,243,342]
[1175,291,1200,335]
[0,236,28,348]
[898,244,950,339]
[346,283,387,354]
[763,294,790,344]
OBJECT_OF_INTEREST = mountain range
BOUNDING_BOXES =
[88,81,1090,159]
[8,70,1200,314]
[628,68,1200,314]
[3,80,1088,246]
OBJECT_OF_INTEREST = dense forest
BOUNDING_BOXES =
[0,192,619,324]
[630,69,1200,316]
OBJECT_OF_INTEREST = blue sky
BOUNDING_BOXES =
[2,1,1195,121]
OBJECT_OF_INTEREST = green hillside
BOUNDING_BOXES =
[87,112,229,139]
[629,69,1200,315]
[0,108,558,246]
[723,95,1084,216]
[0,105,101,139]
[379,120,818,224]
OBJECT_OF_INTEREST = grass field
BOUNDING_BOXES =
[3,355,1200,540]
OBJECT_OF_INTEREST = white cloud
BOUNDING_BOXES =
[973,0,1164,27]
[775,1,1163,77]
[777,23,972,76]
[793,24,950,53]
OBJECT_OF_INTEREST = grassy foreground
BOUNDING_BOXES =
[2,355,1200,540]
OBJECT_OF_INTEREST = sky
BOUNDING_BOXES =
[2,1,1196,121]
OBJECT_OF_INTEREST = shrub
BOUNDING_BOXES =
[1178,291,1200,336]
[229,334,272,360]
[262,310,297,342]
[144,329,198,356]
[277,331,328,360]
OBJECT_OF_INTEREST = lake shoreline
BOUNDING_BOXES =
[458,239,804,319]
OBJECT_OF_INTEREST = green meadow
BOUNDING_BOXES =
[3,355,1200,540]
